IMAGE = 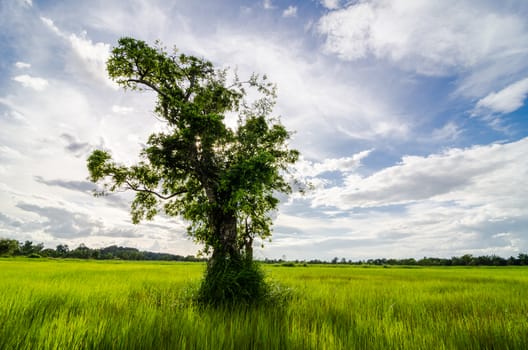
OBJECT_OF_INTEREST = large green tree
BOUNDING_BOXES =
[87,38,299,304]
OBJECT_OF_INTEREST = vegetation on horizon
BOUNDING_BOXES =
[0,238,204,261]
[2,238,528,266]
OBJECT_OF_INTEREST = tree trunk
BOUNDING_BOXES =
[211,211,240,262]
[199,209,265,305]
[243,217,254,261]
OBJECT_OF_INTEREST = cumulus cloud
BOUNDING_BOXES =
[310,137,528,209]
[317,1,528,76]
[296,150,372,178]
[263,0,274,10]
[34,176,95,193]
[60,133,91,157]
[67,31,113,87]
[430,122,463,142]
[14,202,145,240]
[40,16,61,35]
[96,228,142,238]
[319,0,342,10]
[282,6,297,18]
[275,137,528,260]
[0,109,27,124]
[0,212,23,228]
[111,105,134,115]
[16,202,103,238]
[15,62,31,69]
[167,28,411,159]
[474,77,528,115]
[0,145,23,161]
[12,75,48,91]
[40,16,114,88]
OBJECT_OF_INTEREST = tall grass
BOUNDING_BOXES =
[0,259,526,349]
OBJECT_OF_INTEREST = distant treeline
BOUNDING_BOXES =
[2,238,527,266]
[0,239,205,262]
[264,254,528,266]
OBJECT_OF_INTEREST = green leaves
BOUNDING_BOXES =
[88,37,300,255]
[86,150,112,182]
[131,192,158,224]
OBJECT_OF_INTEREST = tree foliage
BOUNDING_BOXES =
[87,38,299,304]
[0,239,19,256]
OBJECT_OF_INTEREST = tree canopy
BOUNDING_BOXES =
[87,37,299,304]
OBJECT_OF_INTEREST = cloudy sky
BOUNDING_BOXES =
[1,0,528,261]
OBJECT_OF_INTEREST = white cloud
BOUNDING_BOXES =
[430,122,462,142]
[16,202,104,238]
[40,16,61,35]
[263,0,274,10]
[15,62,31,69]
[320,0,342,10]
[111,105,134,115]
[272,196,527,260]
[0,145,23,161]
[317,1,528,76]
[179,30,410,158]
[12,75,48,91]
[34,1,413,154]
[19,0,32,7]
[310,137,528,209]
[474,77,528,115]
[58,0,414,153]
[67,32,114,88]
[282,6,297,18]
[40,17,114,88]
[274,138,528,259]
[296,150,372,178]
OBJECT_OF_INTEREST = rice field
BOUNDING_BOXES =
[0,259,527,349]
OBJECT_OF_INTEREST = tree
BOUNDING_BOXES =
[518,253,528,265]
[0,238,19,256]
[87,37,299,304]
[19,240,44,256]
[56,244,69,257]
[71,243,91,259]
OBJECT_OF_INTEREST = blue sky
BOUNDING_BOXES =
[1,0,528,260]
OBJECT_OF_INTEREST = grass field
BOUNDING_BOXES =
[0,259,527,349]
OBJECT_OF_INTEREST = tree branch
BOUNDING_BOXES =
[127,78,169,99]
[227,80,251,89]
[184,75,196,101]
[125,180,187,200]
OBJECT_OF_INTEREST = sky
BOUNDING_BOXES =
[1,0,528,261]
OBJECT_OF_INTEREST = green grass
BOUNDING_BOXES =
[1,259,527,349]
